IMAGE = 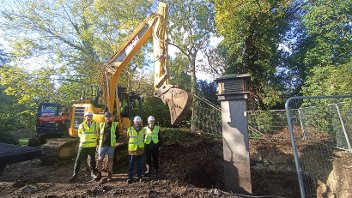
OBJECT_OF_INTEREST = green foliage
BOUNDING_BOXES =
[197,80,217,104]
[0,65,59,129]
[300,105,335,135]
[0,0,153,84]
[284,0,352,97]
[0,87,32,144]
[0,48,21,142]
[253,111,273,133]
[214,0,292,109]
[161,127,195,144]
[168,54,192,93]
[0,0,157,131]
[302,0,352,67]
[0,90,18,131]
[0,131,18,144]
[18,138,29,146]
[303,63,352,96]
[0,65,55,104]
[163,0,216,95]
[298,0,352,96]
[141,96,171,128]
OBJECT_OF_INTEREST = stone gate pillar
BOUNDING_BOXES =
[215,74,252,194]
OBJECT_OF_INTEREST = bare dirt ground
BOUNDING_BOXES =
[0,130,301,197]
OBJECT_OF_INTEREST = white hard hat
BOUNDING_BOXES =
[84,111,93,117]
[133,116,142,123]
[148,116,155,122]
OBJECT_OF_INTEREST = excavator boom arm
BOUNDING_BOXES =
[103,2,192,125]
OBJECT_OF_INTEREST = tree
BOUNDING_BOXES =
[0,0,153,85]
[0,65,56,104]
[0,0,168,129]
[302,63,352,96]
[197,80,218,104]
[302,0,352,67]
[214,0,293,109]
[299,0,352,96]
[0,1,222,129]
[168,54,192,92]
[164,0,217,95]
[141,96,171,127]
[0,47,20,137]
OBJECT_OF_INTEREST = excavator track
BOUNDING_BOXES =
[41,138,79,165]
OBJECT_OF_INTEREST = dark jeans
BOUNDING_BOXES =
[145,144,159,171]
[128,155,143,179]
[73,147,96,174]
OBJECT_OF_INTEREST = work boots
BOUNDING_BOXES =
[126,178,133,184]
[69,173,78,182]
[144,171,151,177]
[144,164,151,177]
[107,172,112,182]
[90,170,97,180]
[95,172,102,181]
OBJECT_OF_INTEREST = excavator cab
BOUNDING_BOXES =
[68,85,143,137]
[115,87,142,130]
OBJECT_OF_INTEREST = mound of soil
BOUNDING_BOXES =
[0,130,301,197]
[0,132,239,197]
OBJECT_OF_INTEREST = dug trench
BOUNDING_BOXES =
[0,130,301,197]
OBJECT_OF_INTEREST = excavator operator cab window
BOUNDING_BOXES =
[116,88,142,120]
[118,88,129,118]
[72,106,85,130]
[128,92,142,120]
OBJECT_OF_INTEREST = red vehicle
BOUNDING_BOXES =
[36,103,69,138]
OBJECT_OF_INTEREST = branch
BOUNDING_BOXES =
[167,42,192,62]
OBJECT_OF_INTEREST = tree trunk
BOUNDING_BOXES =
[190,57,197,131]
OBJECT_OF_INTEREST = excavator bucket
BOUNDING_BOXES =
[156,86,193,125]
[41,138,79,164]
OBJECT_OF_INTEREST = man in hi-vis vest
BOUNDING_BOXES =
[69,111,98,182]
[144,116,161,176]
[95,112,119,182]
[126,116,145,184]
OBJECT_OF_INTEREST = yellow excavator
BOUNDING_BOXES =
[41,2,192,164]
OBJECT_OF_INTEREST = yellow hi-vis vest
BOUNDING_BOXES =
[99,122,118,147]
[128,127,145,151]
[144,126,159,144]
[78,121,97,148]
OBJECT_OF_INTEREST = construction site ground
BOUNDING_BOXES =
[0,129,301,197]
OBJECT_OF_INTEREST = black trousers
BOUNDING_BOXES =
[73,147,96,174]
[145,143,159,170]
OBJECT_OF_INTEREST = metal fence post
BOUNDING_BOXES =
[298,108,306,140]
[285,97,306,198]
[334,104,352,151]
